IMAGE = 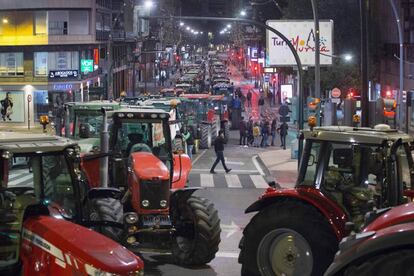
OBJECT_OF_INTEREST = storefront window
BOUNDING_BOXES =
[48,51,79,71]
[0,53,24,77]
[33,91,48,122]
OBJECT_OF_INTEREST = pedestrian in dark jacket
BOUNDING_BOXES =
[277,122,289,150]
[247,90,252,107]
[271,119,277,146]
[210,130,232,174]
[239,117,247,146]
[261,120,270,147]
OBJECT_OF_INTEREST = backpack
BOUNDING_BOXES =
[253,126,260,137]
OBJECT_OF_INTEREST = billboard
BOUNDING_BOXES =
[266,20,334,66]
[0,91,25,123]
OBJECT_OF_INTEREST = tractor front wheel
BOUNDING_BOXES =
[200,124,212,149]
[239,200,338,276]
[172,195,221,265]
[90,197,123,242]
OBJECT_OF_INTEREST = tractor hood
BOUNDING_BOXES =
[363,203,414,232]
[130,152,170,180]
[22,215,143,275]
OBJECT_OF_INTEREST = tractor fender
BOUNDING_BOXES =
[363,203,414,232]
[172,154,192,189]
[170,187,201,206]
[87,188,122,200]
[245,187,349,240]
[324,222,414,276]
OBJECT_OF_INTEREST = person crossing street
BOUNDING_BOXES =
[210,130,232,174]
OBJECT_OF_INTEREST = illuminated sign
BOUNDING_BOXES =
[49,70,78,79]
[81,59,94,73]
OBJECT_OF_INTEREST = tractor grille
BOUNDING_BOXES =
[140,179,170,210]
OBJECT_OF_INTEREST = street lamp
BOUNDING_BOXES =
[179,22,184,26]
[240,10,247,17]
[343,54,353,62]
[144,0,154,9]
[186,26,190,31]
[227,24,232,29]
[320,52,353,62]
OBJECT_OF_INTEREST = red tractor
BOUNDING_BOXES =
[239,125,414,276]
[325,202,414,276]
[0,132,144,276]
[82,107,221,265]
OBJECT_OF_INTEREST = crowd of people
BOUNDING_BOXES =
[239,116,288,149]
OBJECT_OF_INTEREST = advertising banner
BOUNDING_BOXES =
[266,20,334,66]
[0,91,25,122]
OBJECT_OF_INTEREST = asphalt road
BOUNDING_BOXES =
[142,132,271,276]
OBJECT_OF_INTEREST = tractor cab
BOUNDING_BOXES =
[65,101,120,152]
[297,125,414,229]
[0,132,143,275]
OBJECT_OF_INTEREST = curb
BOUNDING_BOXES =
[256,154,282,188]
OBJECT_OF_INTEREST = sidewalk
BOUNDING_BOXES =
[257,148,298,189]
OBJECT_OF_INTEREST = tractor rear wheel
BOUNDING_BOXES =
[200,124,211,149]
[223,121,230,143]
[90,197,123,242]
[341,249,414,276]
[211,120,218,141]
[239,200,338,276]
[172,195,221,265]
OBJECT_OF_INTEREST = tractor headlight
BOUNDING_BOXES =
[160,200,167,208]
[125,213,139,224]
[142,200,150,207]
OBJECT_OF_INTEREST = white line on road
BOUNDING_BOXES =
[191,169,259,174]
[252,155,265,176]
[200,173,214,187]
[216,251,239,258]
[9,174,33,186]
[192,149,207,165]
[225,175,242,188]
[250,175,269,189]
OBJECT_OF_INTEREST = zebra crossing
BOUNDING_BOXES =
[188,173,269,189]
[8,169,34,187]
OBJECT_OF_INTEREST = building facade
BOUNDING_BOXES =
[0,0,136,128]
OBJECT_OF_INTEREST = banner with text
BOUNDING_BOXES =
[266,20,334,66]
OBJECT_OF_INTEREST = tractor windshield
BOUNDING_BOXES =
[73,111,104,139]
[112,119,171,164]
[0,151,77,272]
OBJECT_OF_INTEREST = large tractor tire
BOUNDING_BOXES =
[200,124,212,149]
[90,197,123,242]
[340,249,414,276]
[223,121,230,143]
[239,200,337,276]
[211,120,218,141]
[172,195,221,265]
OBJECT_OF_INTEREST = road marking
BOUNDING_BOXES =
[250,175,269,188]
[9,174,33,186]
[252,155,265,176]
[221,221,241,238]
[225,175,242,188]
[192,149,207,165]
[200,173,214,187]
[216,251,239,258]
[191,169,259,174]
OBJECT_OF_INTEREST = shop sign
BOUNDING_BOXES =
[49,70,79,79]
[81,59,94,73]
[53,84,73,91]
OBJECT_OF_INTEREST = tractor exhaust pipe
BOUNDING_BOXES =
[100,107,109,188]
[64,105,70,138]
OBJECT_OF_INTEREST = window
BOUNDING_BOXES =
[68,10,89,35]
[0,53,24,77]
[48,11,68,35]
[301,141,321,185]
[48,51,79,71]
[34,52,48,76]
[34,11,47,35]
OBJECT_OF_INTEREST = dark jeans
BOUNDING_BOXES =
[247,99,252,107]
[210,151,229,171]
[239,132,246,145]
[261,133,268,147]
[280,134,287,149]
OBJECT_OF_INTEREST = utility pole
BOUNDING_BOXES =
[360,0,369,127]
[311,0,320,99]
